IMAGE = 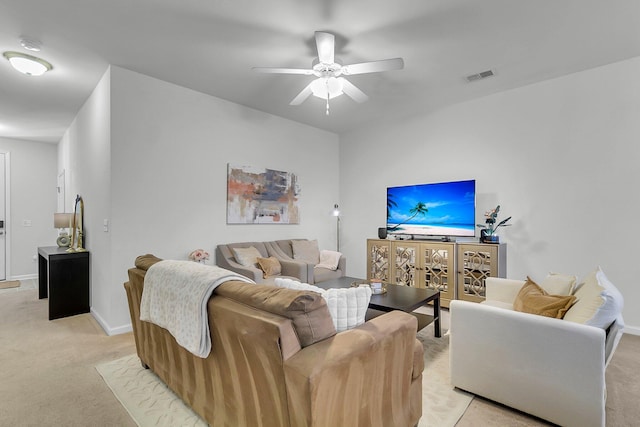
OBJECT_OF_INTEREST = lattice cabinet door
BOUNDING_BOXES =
[457,243,507,302]
[391,242,419,287]
[419,242,456,306]
[367,239,392,282]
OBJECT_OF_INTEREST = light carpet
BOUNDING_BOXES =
[0,280,20,289]
[97,324,472,427]
[417,327,473,426]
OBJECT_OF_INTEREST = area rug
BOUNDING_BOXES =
[0,280,20,289]
[96,324,472,427]
[417,327,474,426]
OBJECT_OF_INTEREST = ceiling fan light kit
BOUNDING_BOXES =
[253,31,403,115]
[3,51,53,76]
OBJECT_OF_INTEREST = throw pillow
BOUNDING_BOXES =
[232,246,262,267]
[316,250,342,271]
[274,278,372,332]
[513,277,577,319]
[215,281,336,347]
[323,287,372,332]
[257,256,282,278]
[563,267,624,329]
[540,272,577,295]
[291,239,320,264]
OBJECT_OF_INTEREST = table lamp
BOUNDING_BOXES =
[53,213,73,247]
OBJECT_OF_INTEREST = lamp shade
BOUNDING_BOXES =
[54,213,73,228]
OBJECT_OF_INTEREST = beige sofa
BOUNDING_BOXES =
[215,241,306,284]
[125,255,423,427]
[267,239,346,284]
[216,239,346,284]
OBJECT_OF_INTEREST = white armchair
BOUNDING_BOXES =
[450,277,624,427]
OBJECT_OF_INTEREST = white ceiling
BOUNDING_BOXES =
[1,0,639,143]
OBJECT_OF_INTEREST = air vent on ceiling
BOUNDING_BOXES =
[466,69,495,82]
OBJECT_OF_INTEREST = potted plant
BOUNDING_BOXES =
[477,205,511,243]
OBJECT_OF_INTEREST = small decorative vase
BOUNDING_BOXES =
[480,229,499,243]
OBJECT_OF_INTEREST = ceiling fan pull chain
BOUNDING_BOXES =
[325,80,330,115]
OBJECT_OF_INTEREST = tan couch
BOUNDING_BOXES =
[125,255,423,427]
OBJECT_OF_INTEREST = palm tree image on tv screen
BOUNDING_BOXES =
[386,180,476,238]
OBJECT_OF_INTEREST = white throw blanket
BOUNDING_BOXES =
[140,260,254,358]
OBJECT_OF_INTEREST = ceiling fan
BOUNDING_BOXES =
[253,31,404,115]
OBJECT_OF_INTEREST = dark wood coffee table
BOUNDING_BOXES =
[317,276,441,337]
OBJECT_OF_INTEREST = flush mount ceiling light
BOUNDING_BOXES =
[3,51,53,76]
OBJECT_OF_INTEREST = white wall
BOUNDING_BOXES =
[340,56,640,331]
[0,137,57,278]
[61,66,340,334]
[58,68,113,331]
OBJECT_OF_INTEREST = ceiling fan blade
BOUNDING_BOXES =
[315,31,335,64]
[252,67,315,75]
[340,58,404,75]
[340,78,369,103]
[290,82,314,105]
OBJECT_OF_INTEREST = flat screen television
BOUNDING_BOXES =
[386,179,476,238]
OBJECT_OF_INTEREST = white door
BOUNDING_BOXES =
[0,153,6,281]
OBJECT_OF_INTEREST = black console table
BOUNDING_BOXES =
[38,246,90,320]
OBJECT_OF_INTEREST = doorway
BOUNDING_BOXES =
[0,153,7,281]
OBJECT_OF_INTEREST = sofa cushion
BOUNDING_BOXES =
[540,272,577,295]
[563,267,623,329]
[257,256,282,278]
[134,254,163,271]
[292,239,320,264]
[313,266,344,283]
[215,281,336,347]
[232,246,262,267]
[513,278,577,319]
[316,250,342,271]
[275,278,372,332]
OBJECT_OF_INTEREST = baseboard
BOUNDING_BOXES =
[623,325,640,336]
[90,308,133,336]
[10,273,37,281]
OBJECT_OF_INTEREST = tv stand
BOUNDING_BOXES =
[366,239,506,307]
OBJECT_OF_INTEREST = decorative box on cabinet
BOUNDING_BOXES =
[457,243,506,303]
[366,239,456,307]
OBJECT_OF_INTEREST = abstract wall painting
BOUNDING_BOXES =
[227,164,300,224]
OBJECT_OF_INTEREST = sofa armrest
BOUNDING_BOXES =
[485,277,525,304]
[450,300,606,427]
[336,255,346,274]
[279,259,308,282]
[283,311,422,427]
[215,246,262,282]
